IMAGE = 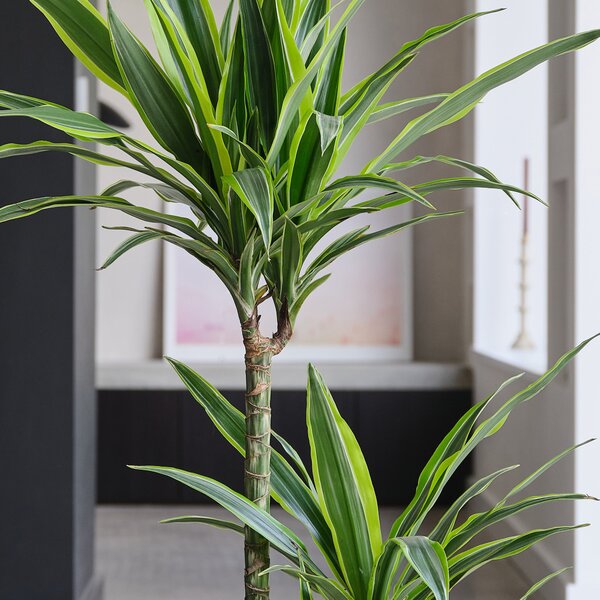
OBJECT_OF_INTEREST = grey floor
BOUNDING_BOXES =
[96,506,530,599]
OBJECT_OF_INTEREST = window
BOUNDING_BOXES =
[473,0,549,373]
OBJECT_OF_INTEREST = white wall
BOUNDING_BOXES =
[96,0,166,362]
[569,5,600,597]
[95,0,472,364]
[471,3,600,597]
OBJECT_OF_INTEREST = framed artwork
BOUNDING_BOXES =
[163,205,413,363]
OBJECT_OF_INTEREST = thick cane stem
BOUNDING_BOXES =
[241,307,291,600]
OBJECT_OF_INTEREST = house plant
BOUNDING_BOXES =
[0,0,598,597]
[139,342,596,600]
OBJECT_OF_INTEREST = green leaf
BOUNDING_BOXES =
[519,568,571,600]
[143,0,187,99]
[107,4,204,170]
[361,177,546,213]
[306,212,460,279]
[262,566,351,600]
[394,537,449,600]
[369,537,449,600]
[209,124,269,170]
[295,0,329,51]
[428,466,519,546]
[0,195,200,238]
[390,374,525,539]
[224,168,275,253]
[120,139,229,236]
[316,113,343,153]
[102,234,240,298]
[300,575,314,600]
[336,53,416,166]
[307,365,381,598]
[0,90,61,110]
[445,493,593,557]
[145,0,232,189]
[299,1,342,62]
[217,25,247,159]
[280,218,303,303]
[288,112,341,206]
[0,140,136,168]
[99,231,161,270]
[88,227,240,303]
[274,0,309,95]
[367,94,449,125]
[272,430,316,494]
[384,155,544,207]
[503,439,596,504]
[289,274,331,325]
[314,29,346,115]
[391,336,599,541]
[447,526,586,589]
[367,28,600,172]
[161,0,223,105]
[282,0,297,29]
[0,116,213,220]
[0,105,121,140]
[294,547,316,600]
[2,203,237,295]
[29,0,126,94]
[325,174,435,209]
[336,11,498,169]
[220,0,236,57]
[238,236,258,308]
[267,0,366,164]
[101,179,206,221]
[261,0,294,127]
[159,234,244,309]
[341,11,497,113]
[239,0,278,149]
[128,465,316,567]
[160,515,244,536]
[408,528,583,600]
[165,359,343,580]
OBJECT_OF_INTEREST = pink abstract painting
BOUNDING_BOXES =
[164,208,410,362]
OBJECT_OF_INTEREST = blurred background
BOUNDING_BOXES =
[1,1,599,599]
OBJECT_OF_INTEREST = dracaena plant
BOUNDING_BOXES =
[0,0,598,597]
[133,340,597,600]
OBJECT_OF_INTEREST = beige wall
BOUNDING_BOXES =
[471,357,575,595]
[96,0,471,363]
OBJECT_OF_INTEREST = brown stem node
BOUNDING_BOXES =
[246,382,271,397]
[244,469,272,480]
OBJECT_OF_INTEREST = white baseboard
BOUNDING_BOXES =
[470,488,571,600]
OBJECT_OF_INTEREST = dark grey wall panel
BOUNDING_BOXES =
[98,391,181,503]
[357,391,472,504]
[98,389,472,505]
[0,4,100,599]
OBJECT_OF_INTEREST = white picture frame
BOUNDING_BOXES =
[163,205,414,365]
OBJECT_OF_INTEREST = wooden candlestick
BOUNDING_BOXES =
[512,157,535,350]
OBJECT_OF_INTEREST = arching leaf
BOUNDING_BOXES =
[30,0,126,94]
